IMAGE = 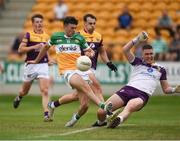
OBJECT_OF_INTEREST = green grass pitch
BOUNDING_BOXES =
[0,94,180,140]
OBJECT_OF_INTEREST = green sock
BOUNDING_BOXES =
[99,102,105,109]
[75,114,80,120]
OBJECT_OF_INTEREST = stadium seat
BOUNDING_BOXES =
[137,11,151,20]
[31,3,48,13]
[97,11,111,21]
[133,19,148,29]
[114,2,126,11]
[23,0,180,62]
[141,2,154,12]
[150,10,162,19]
[36,0,57,3]
[168,2,180,11]
[130,28,142,36]
[154,2,167,11]
[101,3,114,12]
[96,19,106,29]
[88,3,101,11]
[128,2,140,12]
[111,45,126,62]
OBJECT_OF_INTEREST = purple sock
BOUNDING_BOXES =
[44,111,48,117]
[54,100,61,107]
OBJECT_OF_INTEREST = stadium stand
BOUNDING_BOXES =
[23,0,180,61]
[0,0,179,61]
[0,0,36,60]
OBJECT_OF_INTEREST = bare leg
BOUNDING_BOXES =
[89,73,104,101]
[19,81,33,97]
[108,98,144,128]
[13,81,33,108]
[118,98,144,122]
[39,78,49,113]
[97,94,125,122]
[59,91,78,104]
[69,74,102,107]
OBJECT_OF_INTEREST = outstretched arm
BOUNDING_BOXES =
[99,46,117,72]
[123,31,148,63]
[160,80,180,94]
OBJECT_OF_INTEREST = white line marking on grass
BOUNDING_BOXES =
[29,124,136,139]
[59,127,98,136]
[31,127,98,139]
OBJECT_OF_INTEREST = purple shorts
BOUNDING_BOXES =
[116,86,149,109]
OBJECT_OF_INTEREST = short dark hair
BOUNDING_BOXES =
[83,14,97,22]
[31,14,44,23]
[142,44,153,50]
[63,16,78,25]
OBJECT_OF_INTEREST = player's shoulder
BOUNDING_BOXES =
[51,32,64,37]
[79,29,102,38]
[153,63,166,71]
[73,32,85,41]
[93,30,102,37]
[50,32,64,39]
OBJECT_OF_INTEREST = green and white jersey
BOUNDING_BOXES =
[48,32,90,74]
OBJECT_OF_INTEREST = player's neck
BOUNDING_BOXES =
[84,28,93,34]
[34,29,43,34]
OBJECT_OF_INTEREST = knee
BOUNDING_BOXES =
[95,86,102,94]
[80,83,91,93]
[41,88,49,96]
[128,102,144,112]
[93,82,102,93]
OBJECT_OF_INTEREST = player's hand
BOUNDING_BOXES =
[84,50,95,58]
[34,43,46,50]
[137,31,148,42]
[174,85,180,93]
[107,62,117,72]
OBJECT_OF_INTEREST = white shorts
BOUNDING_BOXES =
[23,63,49,82]
[63,70,92,89]
[85,68,95,75]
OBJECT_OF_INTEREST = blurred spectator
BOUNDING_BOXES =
[154,10,175,37]
[53,0,68,21]
[114,6,133,31]
[167,26,180,61]
[7,32,25,62]
[0,0,5,17]
[151,33,168,61]
[0,0,5,10]
[0,63,4,74]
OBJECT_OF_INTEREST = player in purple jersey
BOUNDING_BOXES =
[47,14,117,127]
[93,31,180,128]
[13,14,52,122]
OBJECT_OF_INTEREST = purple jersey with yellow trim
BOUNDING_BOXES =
[79,29,103,69]
[22,31,49,63]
